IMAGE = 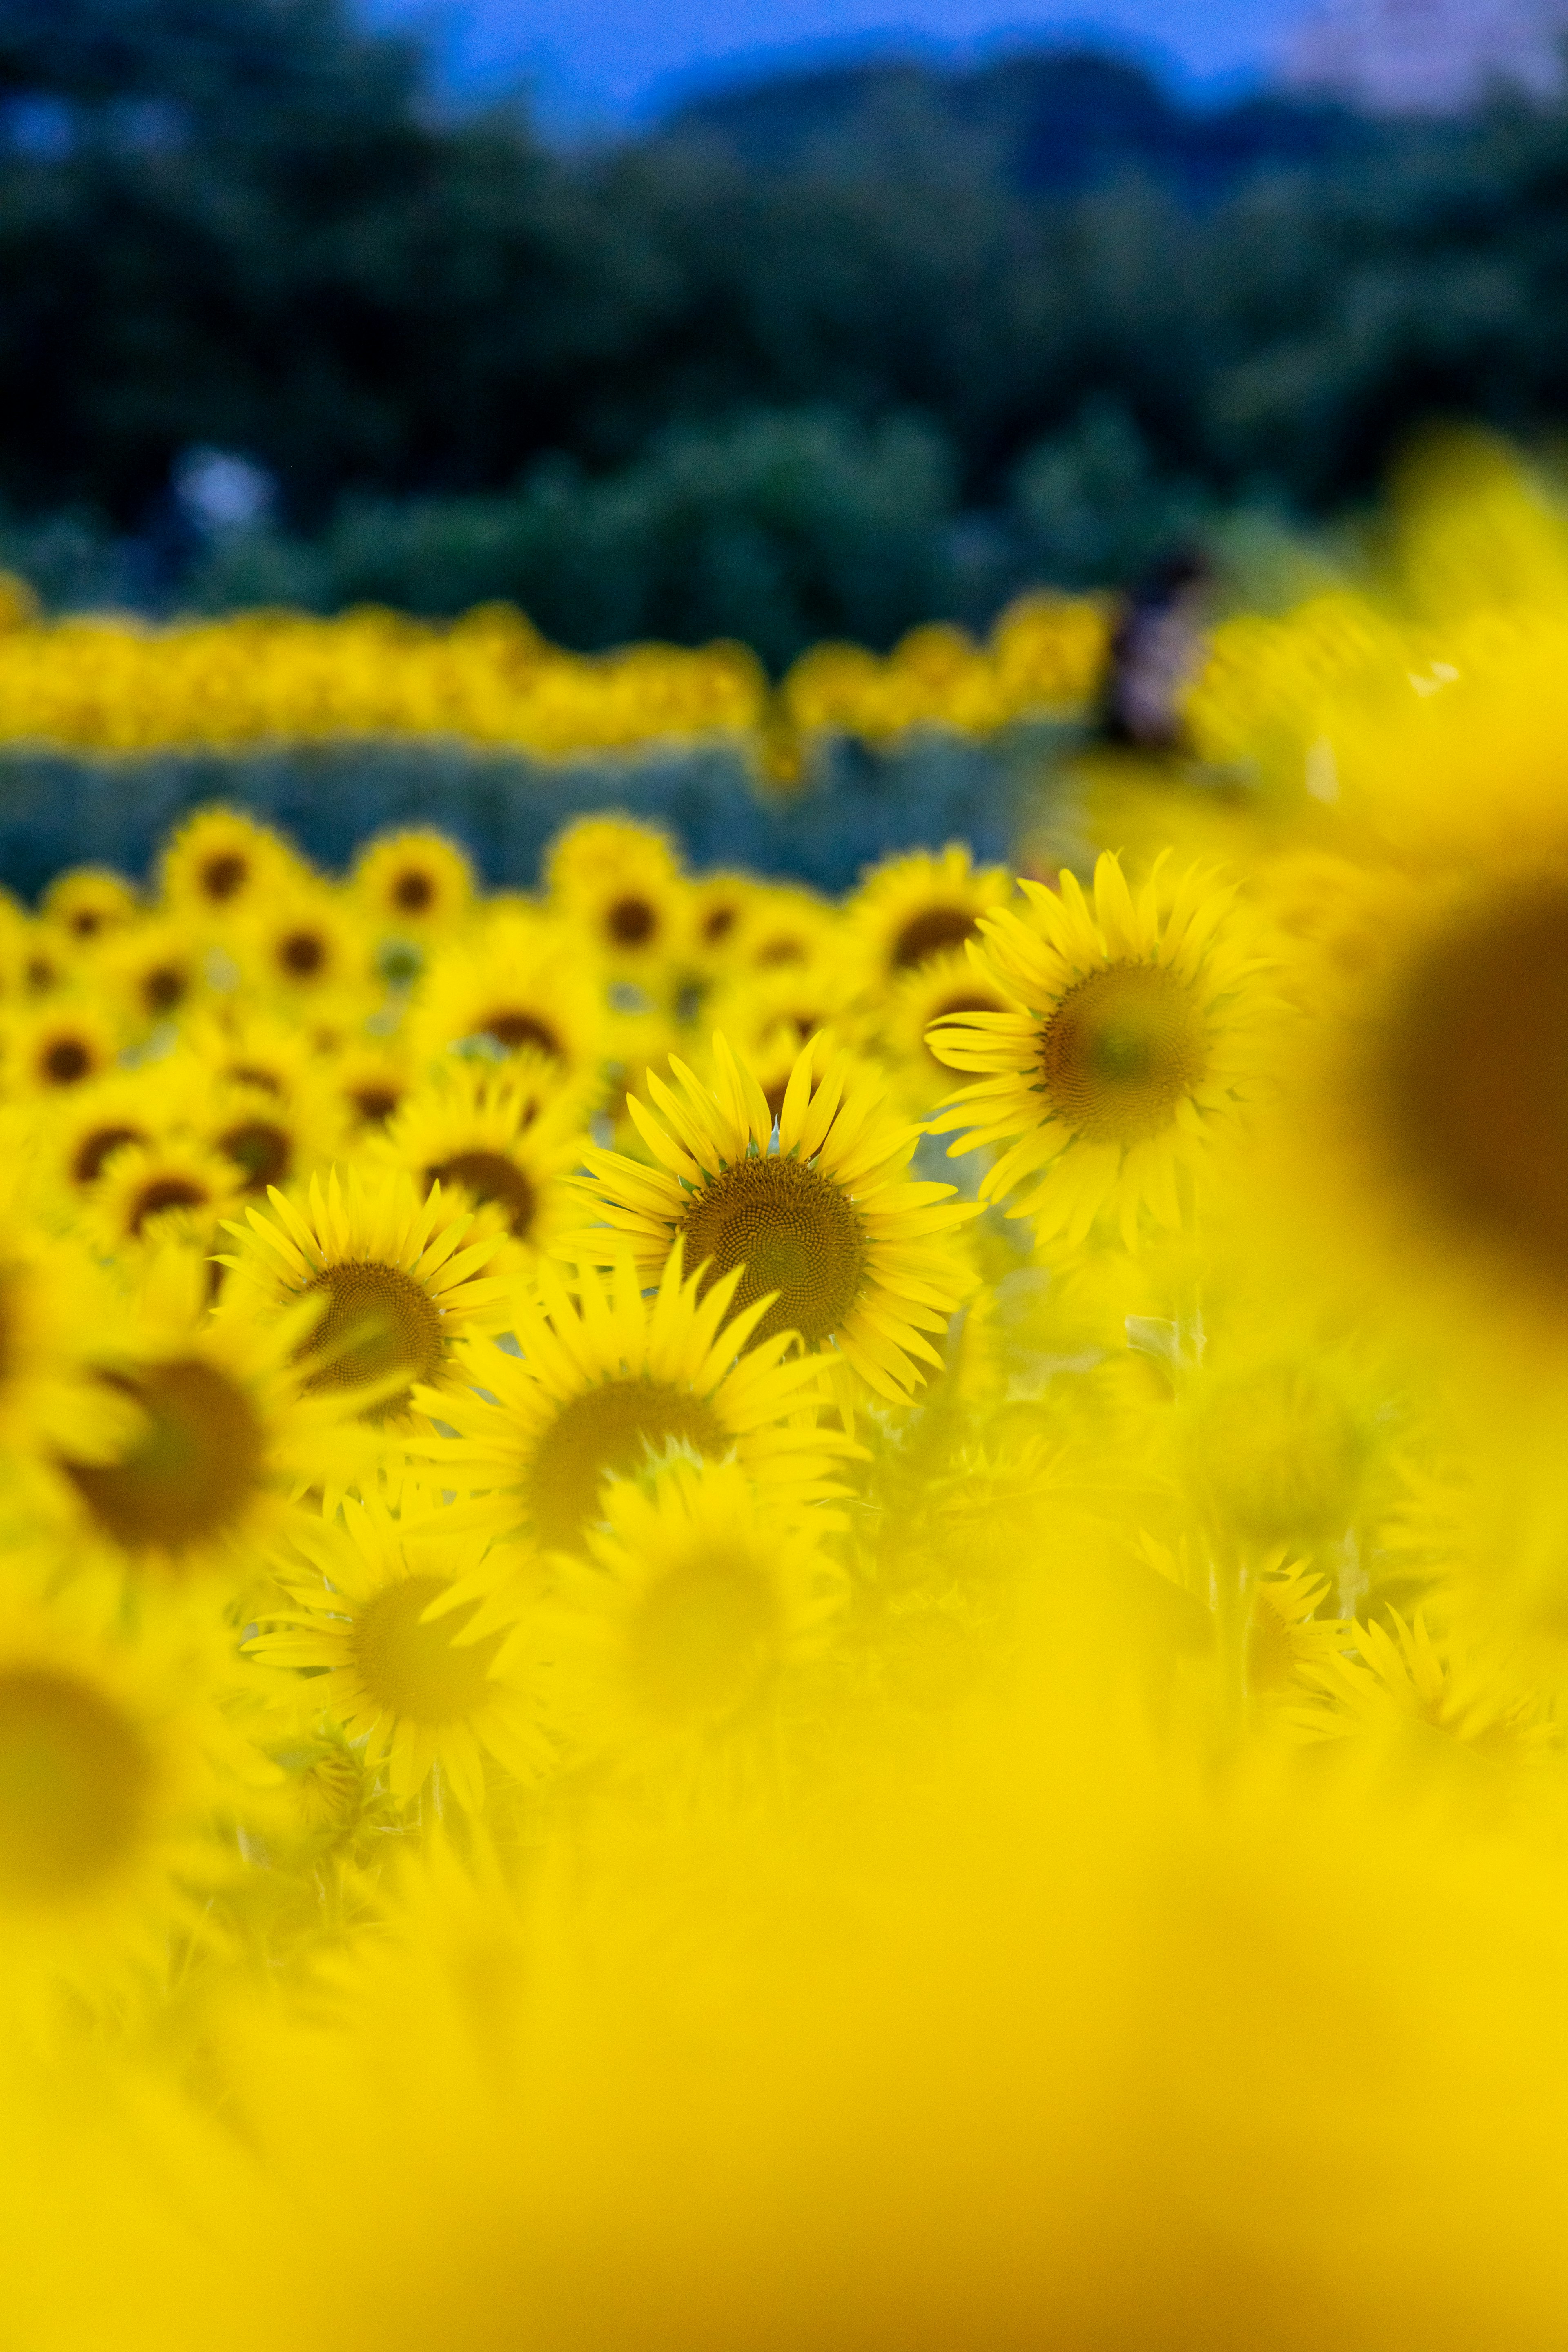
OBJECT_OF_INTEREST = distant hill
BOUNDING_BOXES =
[658,49,1375,204]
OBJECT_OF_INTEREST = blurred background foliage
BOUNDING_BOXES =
[3,0,1567,666]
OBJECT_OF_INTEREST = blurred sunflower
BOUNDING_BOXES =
[929,854,1267,1250]
[51,1244,370,1584]
[845,844,1013,996]
[98,918,207,1033]
[529,1456,844,1773]
[573,1033,976,1403]
[545,814,688,978]
[0,1586,238,2015]
[376,1063,587,1268]
[353,829,474,937]
[247,1480,549,1810]
[158,806,304,924]
[40,865,140,948]
[87,1136,243,1254]
[332,1044,416,1134]
[417,1246,855,1554]
[1,998,120,1096]
[203,1076,343,1200]
[219,1165,509,1423]
[238,881,373,1004]
[880,947,1019,1112]
[407,912,608,1087]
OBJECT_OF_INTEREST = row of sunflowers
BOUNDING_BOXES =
[8,436,1568,2349]
[0,577,1109,765]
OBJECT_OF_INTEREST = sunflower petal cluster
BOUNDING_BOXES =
[13,450,1568,2351]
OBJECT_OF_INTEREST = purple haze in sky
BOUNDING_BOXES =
[367,0,1302,128]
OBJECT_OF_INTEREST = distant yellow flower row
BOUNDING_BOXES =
[0,579,1109,763]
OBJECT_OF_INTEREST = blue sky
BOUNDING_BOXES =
[367,0,1305,129]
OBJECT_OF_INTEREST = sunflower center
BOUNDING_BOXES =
[350,1085,401,1126]
[63,1359,266,1555]
[479,1009,563,1059]
[219,1120,292,1192]
[350,1574,502,1725]
[1379,887,1568,1281]
[129,1176,210,1235]
[1038,961,1209,1145]
[425,1151,536,1241]
[0,1669,151,1902]
[42,1037,92,1086]
[200,851,248,901]
[279,930,326,978]
[891,905,979,970]
[394,869,434,912]
[298,1261,445,1413]
[626,1552,781,1721]
[73,1123,146,1184]
[526,1380,729,1550]
[703,903,738,945]
[142,964,187,1015]
[607,894,657,947]
[679,1154,867,1347]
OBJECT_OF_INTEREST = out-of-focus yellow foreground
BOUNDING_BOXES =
[7,436,1568,2350]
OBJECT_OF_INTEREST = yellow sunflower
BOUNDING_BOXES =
[571,1032,977,1404]
[40,864,140,947]
[844,844,1013,995]
[374,1062,588,1270]
[201,1076,344,1201]
[42,1069,165,1197]
[218,1165,510,1423]
[880,947,1019,1112]
[179,1007,325,1107]
[158,805,306,924]
[0,997,120,1096]
[87,1136,243,1255]
[684,871,765,973]
[246,1480,550,1810]
[0,1585,241,2018]
[353,829,475,936]
[928,855,1267,1249]
[42,1243,368,1588]
[740,882,839,972]
[331,1043,417,1134]
[415,1245,857,1554]
[406,911,610,1089]
[235,880,374,1004]
[97,918,209,1033]
[544,814,688,978]
[526,1456,844,1774]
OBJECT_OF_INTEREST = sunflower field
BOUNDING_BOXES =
[8,436,1568,2350]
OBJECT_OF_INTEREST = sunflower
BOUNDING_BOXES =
[571,1033,977,1404]
[0,1584,242,2016]
[374,1062,588,1269]
[927,855,1267,1250]
[49,1243,372,1586]
[236,881,373,1004]
[1,997,120,1096]
[40,864,140,947]
[1266,861,1568,1357]
[415,1246,857,1554]
[218,1165,510,1423]
[685,871,764,973]
[88,1136,243,1254]
[332,1044,416,1134]
[544,814,688,978]
[354,829,475,937]
[98,918,208,1033]
[880,947,1019,1112]
[526,1456,844,1773]
[158,805,305,924]
[202,1076,343,1200]
[406,912,610,1090]
[43,1068,166,1197]
[0,1194,128,1475]
[246,1480,550,1810]
[179,1007,326,1109]
[844,844,1013,995]
[741,882,839,972]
